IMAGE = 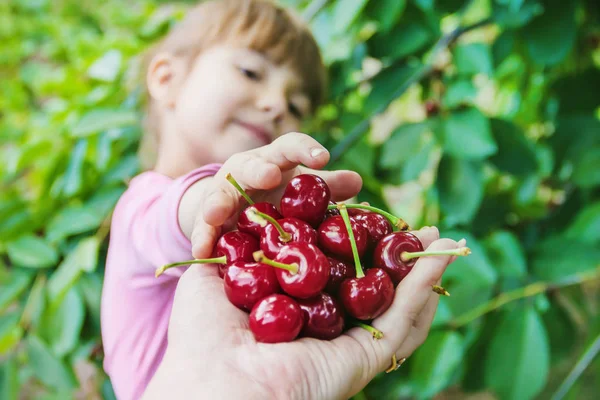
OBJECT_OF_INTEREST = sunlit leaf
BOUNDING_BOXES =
[71,108,138,137]
[41,286,85,357]
[27,335,77,391]
[6,234,58,269]
[47,237,100,304]
[441,108,497,160]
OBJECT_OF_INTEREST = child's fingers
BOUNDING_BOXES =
[191,217,222,259]
[203,156,281,227]
[257,132,330,171]
[304,169,363,201]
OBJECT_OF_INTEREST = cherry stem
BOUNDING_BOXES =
[155,256,227,278]
[247,208,292,242]
[352,321,384,340]
[253,250,298,274]
[401,247,471,262]
[337,204,365,278]
[328,203,410,231]
[432,285,450,296]
[226,173,254,205]
[385,355,398,374]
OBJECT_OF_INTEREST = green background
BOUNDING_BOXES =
[1,0,599,399]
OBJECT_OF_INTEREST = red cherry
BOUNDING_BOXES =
[223,261,280,311]
[297,293,345,340]
[325,256,355,294]
[317,215,367,262]
[238,202,282,238]
[373,231,471,286]
[249,294,304,343]
[372,231,423,285]
[348,209,392,251]
[280,174,331,227]
[255,242,329,299]
[339,268,395,320]
[215,231,260,278]
[260,217,317,259]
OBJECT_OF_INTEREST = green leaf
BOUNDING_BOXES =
[6,234,58,269]
[26,335,77,391]
[523,0,576,66]
[62,139,88,198]
[485,305,549,400]
[0,356,19,400]
[0,312,23,355]
[531,236,600,281]
[489,118,538,176]
[47,237,100,304]
[565,202,600,243]
[366,0,406,33]
[85,185,126,218]
[369,21,433,61]
[21,274,47,331]
[551,70,600,114]
[438,231,497,316]
[101,154,140,186]
[492,0,543,29]
[571,147,600,188]
[441,108,497,160]
[483,230,527,278]
[0,269,34,311]
[78,273,103,333]
[46,205,104,243]
[365,63,420,115]
[453,43,493,76]
[492,31,515,66]
[71,108,138,137]
[379,122,433,169]
[410,331,464,396]
[436,156,485,227]
[331,0,369,35]
[41,286,85,357]
[442,78,477,109]
[87,49,122,82]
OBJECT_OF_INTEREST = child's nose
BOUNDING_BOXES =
[259,96,286,121]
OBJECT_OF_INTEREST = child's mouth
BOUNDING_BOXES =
[235,120,272,145]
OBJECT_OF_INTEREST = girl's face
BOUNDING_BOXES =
[152,44,312,167]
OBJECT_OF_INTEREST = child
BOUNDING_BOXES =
[100,1,363,399]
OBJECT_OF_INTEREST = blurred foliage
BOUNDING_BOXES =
[1,0,600,399]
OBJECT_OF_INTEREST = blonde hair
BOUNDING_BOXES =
[138,0,327,170]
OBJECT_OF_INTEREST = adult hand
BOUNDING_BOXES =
[144,227,465,400]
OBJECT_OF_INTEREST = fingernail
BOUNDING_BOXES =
[310,148,327,158]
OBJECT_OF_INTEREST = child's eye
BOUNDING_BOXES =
[288,103,302,119]
[240,67,260,81]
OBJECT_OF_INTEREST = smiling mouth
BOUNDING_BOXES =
[235,120,272,145]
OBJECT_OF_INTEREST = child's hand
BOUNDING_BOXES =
[191,132,362,259]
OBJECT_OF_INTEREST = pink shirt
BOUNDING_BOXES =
[100,164,221,400]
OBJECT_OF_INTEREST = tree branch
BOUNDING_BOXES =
[329,17,493,163]
[551,333,600,400]
[445,268,600,329]
[303,0,329,22]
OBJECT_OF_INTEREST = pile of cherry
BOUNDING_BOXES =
[157,174,470,345]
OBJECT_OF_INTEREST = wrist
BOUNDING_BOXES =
[143,348,275,400]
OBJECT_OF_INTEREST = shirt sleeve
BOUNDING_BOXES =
[114,164,222,280]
